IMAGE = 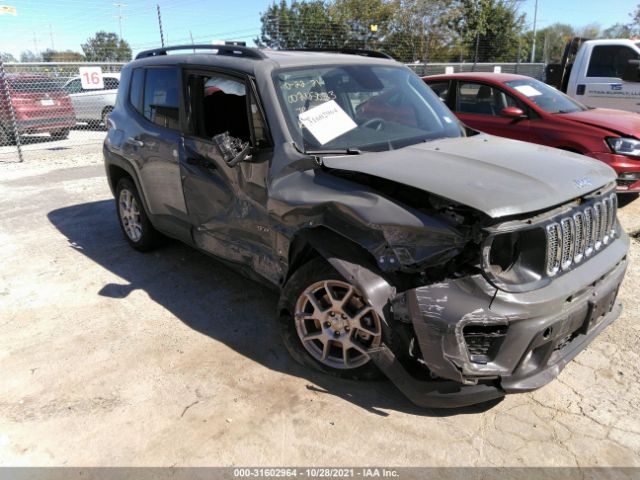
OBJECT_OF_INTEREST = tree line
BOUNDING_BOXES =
[1,31,132,63]
[256,0,640,63]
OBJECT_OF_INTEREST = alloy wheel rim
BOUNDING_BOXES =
[118,189,143,242]
[294,279,382,369]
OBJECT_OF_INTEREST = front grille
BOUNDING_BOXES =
[545,193,618,276]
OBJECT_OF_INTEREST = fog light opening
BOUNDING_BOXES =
[543,327,553,339]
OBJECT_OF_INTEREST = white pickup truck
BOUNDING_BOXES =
[546,38,640,113]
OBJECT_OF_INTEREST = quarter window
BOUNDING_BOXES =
[143,68,180,129]
[129,68,144,115]
[587,45,640,78]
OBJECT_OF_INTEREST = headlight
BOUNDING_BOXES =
[607,137,640,158]
[482,228,549,292]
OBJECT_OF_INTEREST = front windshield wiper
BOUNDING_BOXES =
[304,148,362,155]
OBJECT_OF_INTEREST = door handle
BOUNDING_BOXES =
[126,137,144,147]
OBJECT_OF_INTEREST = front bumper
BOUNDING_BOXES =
[377,232,628,408]
[586,152,640,192]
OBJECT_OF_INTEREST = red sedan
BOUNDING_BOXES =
[423,72,640,193]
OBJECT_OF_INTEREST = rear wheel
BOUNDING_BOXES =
[279,258,387,380]
[115,177,159,251]
[51,129,69,140]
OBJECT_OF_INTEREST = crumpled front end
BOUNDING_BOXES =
[373,189,629,408]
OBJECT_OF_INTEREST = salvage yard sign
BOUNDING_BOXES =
[79,66,104,90]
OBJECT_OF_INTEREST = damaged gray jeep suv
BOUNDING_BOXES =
[104,45,629,407]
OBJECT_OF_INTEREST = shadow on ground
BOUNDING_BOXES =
[48,200,502,417]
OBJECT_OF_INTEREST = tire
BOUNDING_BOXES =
[278,257,389,380]
[0,125,16,146]
[51,129,69,140]
[115,177,159,252]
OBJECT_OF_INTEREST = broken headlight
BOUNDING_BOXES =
[378,226,465,271]
[482,228,549,292]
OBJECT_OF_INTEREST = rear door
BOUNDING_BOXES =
[453,81,532,141]
[577,44,640,112]
[179,68,278,283]
[121,66,190,240]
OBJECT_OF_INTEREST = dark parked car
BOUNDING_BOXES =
[104,45,628,408]
[424,72,640,192]
[0,74,76,144]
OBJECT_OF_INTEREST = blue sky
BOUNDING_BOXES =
[0,0,636,59]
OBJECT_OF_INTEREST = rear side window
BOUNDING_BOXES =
[587,45,640,78]
[129,68,144,115]
[104,77,119,90]
[143,68,180,129]
[455,82,520,116]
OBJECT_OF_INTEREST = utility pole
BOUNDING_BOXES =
[157,4,165,47]
[49,24,54,50]
[32,32,38,53]
[530,0,538,62]
[114,3,127,40]
[189,30,195,52]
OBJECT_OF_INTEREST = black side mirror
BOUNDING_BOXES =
[212,132,252,167]
[622,59,640,83]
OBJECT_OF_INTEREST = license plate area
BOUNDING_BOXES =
[584,286,619,333]
[40,99,55,106]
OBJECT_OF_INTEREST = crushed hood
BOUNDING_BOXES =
[557,108,640,137]
[321,134,616,218]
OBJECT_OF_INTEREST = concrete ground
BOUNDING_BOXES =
[1,144,640,467]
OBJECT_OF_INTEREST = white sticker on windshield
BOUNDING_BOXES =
[298,100,357,145]
[443,116,452,123]
[514,85,542,97]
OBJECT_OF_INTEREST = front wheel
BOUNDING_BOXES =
[115,177,159,251]
[279,258,387,380]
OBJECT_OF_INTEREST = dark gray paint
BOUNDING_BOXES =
[104,48,629,408]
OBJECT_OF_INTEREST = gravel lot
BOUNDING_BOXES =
[1,140,640,468]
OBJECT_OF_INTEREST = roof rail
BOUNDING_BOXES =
[135,44,267,60]
[289,48,394,60]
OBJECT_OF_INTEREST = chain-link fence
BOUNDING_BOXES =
[0,61,124,163]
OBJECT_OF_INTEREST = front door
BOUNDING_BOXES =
[578,44,640,113]
[453,81,532,142]
[179,69,278,283]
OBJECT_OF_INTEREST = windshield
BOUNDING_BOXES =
[8,78,64,92]
[274,65,464,152]
[504,78,587,114]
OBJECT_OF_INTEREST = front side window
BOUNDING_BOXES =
[587,45,640,78]
[143,67,179,129]
[455,82,520,116]
[504,78,586,114]
[185,72,270,148]
[274,65,463,152]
